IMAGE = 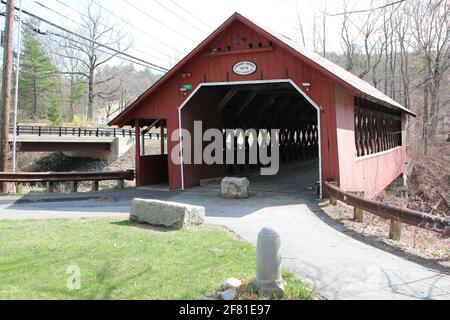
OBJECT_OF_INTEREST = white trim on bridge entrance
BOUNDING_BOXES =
[177,79,323,197]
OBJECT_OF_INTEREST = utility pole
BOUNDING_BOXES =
[12,0,23,173]
[0,0,15,193]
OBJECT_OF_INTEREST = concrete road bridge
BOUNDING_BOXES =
[9,125,163,161]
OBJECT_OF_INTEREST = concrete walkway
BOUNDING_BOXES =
[170,187,450,300]
[1,172,449,300]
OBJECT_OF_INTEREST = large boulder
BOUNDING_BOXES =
[221,177,250,199]
[130,198,205,229]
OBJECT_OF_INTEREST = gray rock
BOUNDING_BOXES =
[223,278,242,289]
[219,289,237,300]
[129,198,205,229]
[221,177,250,199]
[254,227,285,295]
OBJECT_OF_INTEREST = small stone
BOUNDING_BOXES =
[223,278,242,289]
[221,177,250,199]
[219,289,237,300]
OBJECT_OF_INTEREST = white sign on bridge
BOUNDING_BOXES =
[232,61,257,76]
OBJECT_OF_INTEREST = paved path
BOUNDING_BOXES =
[1,182,449,300]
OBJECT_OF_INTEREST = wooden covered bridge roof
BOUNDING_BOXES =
[109,12,415,127]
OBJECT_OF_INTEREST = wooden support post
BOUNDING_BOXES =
[71,181,78,193]
[92,181,99,192]
[389,220,402,241]
[47,182,54,193]
[160,122,165,154]
[141,131,145,156]
[15,182,22,194]
[135,119,141,187]
[329,181,337,206]
[353,207,364,223]
[117,180,125,190]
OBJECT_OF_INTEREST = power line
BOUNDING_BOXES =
[56,0,185,58]
[31,0,79,26]
[54,0,88,19]
[45,28,168,72]
[167,0,211,29]
[28,0,175,64]
[121,0,198,43]
[1,13,165,73]
[28,0,172,67]
[88,0,184,60]
[327,0,406,16]
[0,1,169,72]
[151,0,208,34]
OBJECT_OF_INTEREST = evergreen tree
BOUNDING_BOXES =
[47,99,62,126]
[19,22,60,121]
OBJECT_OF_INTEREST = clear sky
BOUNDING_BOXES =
[2,0,385,74]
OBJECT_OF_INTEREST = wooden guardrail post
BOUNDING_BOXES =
[92,181,99,192]
[352,191,364,223]
[47,182,54,193]
[389,220,402,241]
[329,181,337,206]
[71,181,78,193]
[354,208,364,223]
[15,182,22,194]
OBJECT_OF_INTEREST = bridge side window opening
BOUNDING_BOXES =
[354,97,402,157]
[140,120,167,156]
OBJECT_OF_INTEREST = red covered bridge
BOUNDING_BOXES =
[109,13,415,197]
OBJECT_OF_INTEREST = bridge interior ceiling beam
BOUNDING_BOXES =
[213,83,317,128]
[136,119,166,129]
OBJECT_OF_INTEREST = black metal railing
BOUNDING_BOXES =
[9,125,167,140]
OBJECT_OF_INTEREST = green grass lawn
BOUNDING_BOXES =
[0,219,312,300]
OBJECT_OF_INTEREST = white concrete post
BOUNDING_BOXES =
[254,227,284,295]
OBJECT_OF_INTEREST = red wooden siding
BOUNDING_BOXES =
[120,19,342,189]
[335,84,406,196]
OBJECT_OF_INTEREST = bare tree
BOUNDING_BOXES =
[354,4,385,80]
[393,3,412,109]
[312,14,320,53]
[320,2,327,57]
[59,0,131,123]
[49,38,86,120]
[340,0,356,71]
[96,64,158,120]
[296,6,306,47]
[410,0,450,154]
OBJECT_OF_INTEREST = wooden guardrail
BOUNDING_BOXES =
[9,125,166,140]
[0,170,135,193]
[323,181,450,238]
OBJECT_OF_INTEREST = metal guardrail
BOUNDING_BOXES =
[0,170,135,193]
[323,181,450,236]
[9,125,166,140]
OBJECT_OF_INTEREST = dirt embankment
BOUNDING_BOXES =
[14,150,134,192]
[407,154,450,216]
